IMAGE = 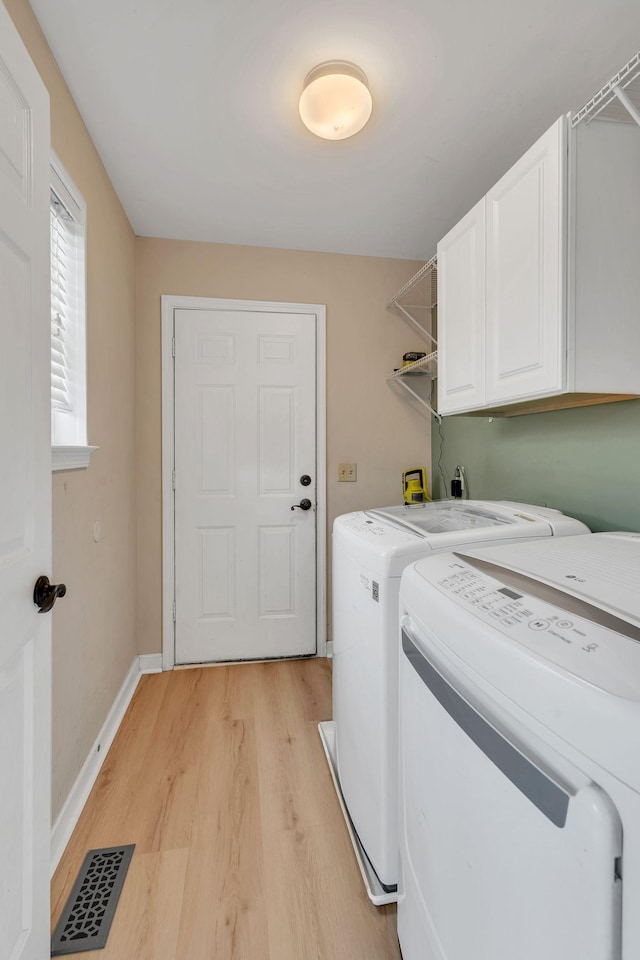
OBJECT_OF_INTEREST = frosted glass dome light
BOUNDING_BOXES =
[299,61,372,140]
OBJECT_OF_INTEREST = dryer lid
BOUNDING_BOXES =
[459,532,640,630]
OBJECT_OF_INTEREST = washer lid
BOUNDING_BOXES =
[367,501,538,538]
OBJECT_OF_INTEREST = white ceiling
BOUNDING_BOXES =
[30,0,640,259]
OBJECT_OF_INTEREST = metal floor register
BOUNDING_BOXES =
[51,845,135,955]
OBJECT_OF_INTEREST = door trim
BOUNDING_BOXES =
[161,295,327,670]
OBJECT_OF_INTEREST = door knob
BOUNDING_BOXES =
[33,575,67,614]
[291,499,312,511]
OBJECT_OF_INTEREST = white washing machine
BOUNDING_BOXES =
[398,532,640,960]
[319,500,589,903]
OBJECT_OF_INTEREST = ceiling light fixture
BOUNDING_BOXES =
[299,61,372,141]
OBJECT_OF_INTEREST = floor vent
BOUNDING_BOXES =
[51,844,135,956]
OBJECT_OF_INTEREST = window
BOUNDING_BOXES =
[50,154,96,470]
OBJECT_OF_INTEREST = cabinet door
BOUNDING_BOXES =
[485,116,567,404]
[437,199,486,414]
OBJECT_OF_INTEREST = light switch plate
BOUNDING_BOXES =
[338,462,357,482]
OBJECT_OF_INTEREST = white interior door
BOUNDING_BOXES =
[0,5,52,959]
[173,303,319,664]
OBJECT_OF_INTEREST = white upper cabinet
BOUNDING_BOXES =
[437,199,486,413]
[437,111,640,417]
[485,118,566,404]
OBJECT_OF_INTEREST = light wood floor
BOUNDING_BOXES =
[52,659,402,959]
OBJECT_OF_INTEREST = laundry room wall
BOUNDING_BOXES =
[432,399,640,532]
[5,0,138,822]
[135,238,430,653]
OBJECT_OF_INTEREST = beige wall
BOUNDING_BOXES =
[136,239,431,654]
[6,0,138,821]
[5,0,432,822]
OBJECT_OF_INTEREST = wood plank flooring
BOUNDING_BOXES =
[51,660,402,959]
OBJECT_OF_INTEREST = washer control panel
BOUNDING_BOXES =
[342,516,387,536]
[429,560,640,698]
[337,512,419,546]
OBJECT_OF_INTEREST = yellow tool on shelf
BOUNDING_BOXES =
[402,467,430,504]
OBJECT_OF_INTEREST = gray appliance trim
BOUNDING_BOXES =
[402,628,569,828]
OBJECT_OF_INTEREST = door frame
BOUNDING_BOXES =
[161,294,327,669]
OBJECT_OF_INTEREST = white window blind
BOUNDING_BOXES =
[50,192,74,413]
[49,153,91,467]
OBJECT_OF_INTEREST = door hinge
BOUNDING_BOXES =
[172,600,176,622]
[171,337,176,357]
[172,469,176,490]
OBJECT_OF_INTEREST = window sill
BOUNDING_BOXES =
[52,445,99,472]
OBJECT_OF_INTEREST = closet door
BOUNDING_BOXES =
[485,116,567,404]
[437,199,486,414]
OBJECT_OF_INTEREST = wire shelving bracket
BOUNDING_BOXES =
[386,257,441,420]
[572,51,640,129]
[386,351,442,422]
[386,255,438,346]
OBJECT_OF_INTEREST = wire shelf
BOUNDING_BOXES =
[572,51,640,128]
[386,351,441,421]
[386,351,438,382]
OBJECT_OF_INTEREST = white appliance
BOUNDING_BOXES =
[319,500,589,903]
[398,532,640,960]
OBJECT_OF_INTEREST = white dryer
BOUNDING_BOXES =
[398,532,640,960]
[320,500,589,902]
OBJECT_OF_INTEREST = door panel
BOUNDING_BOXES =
[258,525,296,617]
[0,647,32,953]
[200,386,235,494]
[0,55,30,197]
[0,237,30,557]
[437,199,486,414]
[198,527,235,618]
[258,386,295,494]
[0,5,51,958]
[174,306,317,663]
[486,117,566,403]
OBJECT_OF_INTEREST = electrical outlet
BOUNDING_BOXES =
[338,462,357,482]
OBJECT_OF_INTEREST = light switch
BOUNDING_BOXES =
[338,462,357,482]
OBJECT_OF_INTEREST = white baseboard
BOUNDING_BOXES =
[139,653,163,674]
[50,653,162,875]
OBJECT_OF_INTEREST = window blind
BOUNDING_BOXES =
[50,191,74,413]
